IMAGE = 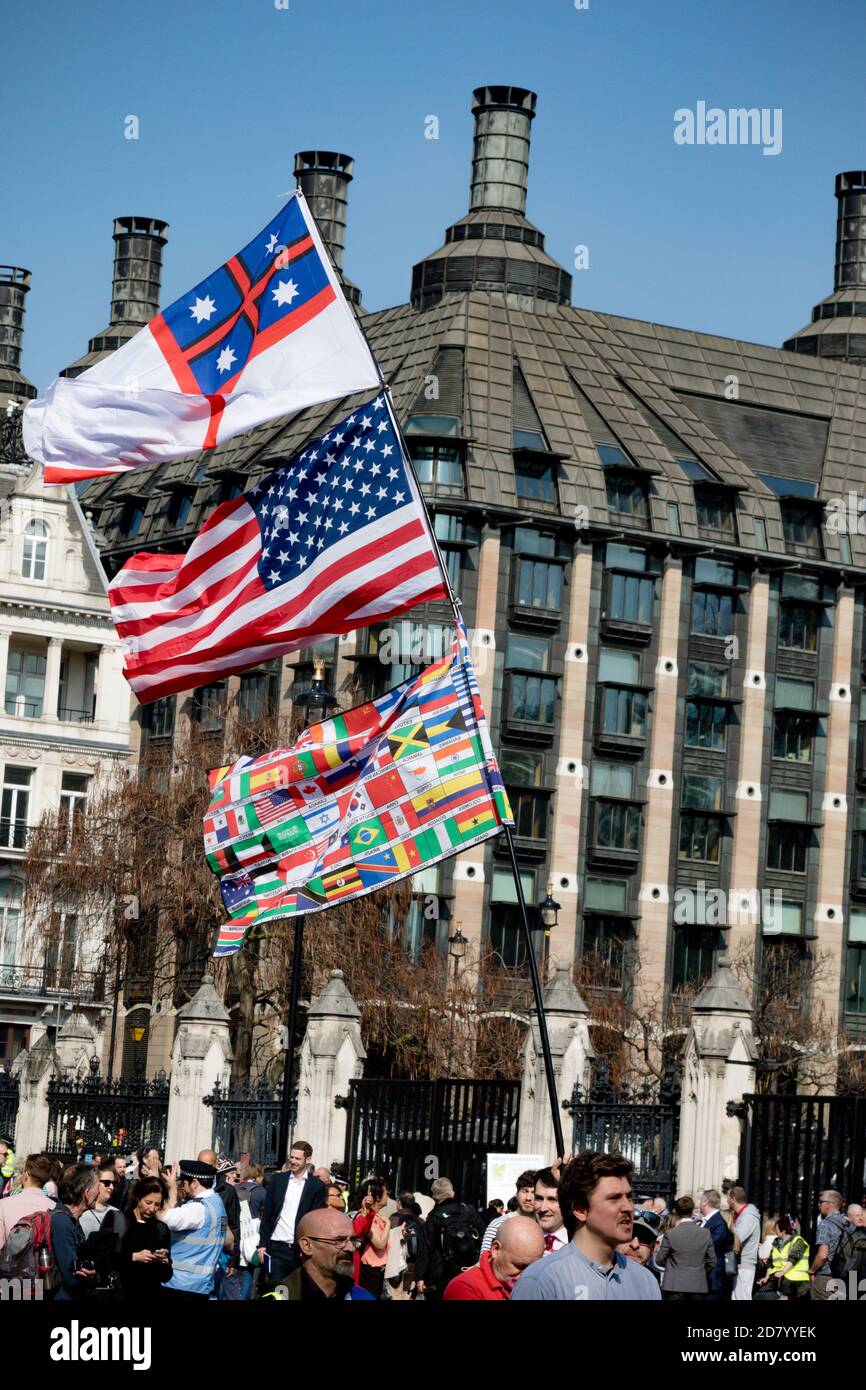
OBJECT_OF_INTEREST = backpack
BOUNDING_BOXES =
[439,1205,482,1280]
[402,1217,420,1264]
[0,1209,61,1296]
[830,1224,866,1278]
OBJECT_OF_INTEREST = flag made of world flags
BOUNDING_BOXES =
[107,394,448,702]
[204,628,512,958]
[24,191,379,483]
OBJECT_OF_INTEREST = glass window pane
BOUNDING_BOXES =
[682,775,722,810]
[591,762,634,797]
[597,444,632,468]
[584,877,627,912]
[605,543,648,573]
[754,518,768,549]
[514,527,556,557]
[781,573,821,602]
[763,898,804,935]
[768,789,809,822]
[599,650,639,684]
[679,457,713,481]
[849,910,866,944]
[491,867,535,904]
[666,503,681,535]
[505,635,550,671]
[500,751,543,785]
[695,558,735,586]
[687,663,729,697]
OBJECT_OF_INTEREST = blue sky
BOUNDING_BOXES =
[3,0,862,392]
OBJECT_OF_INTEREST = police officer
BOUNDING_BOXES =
[161,1160,229,1300]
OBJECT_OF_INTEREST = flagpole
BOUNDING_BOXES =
[277,916,305,1164]
[379,382,566,1158]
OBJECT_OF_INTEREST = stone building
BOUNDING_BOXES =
[0,321,131,1064]
[29,86,866,1082]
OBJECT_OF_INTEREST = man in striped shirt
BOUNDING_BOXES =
[481,1170,537,1252]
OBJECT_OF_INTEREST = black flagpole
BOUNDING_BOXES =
[380,384,566,1159]
[277,916,305,1163]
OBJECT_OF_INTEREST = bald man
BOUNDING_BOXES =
[847,1204,865,1228]
[198,1148,240,1295]
[263,1208,374,1301]
[443,1215,544,1300]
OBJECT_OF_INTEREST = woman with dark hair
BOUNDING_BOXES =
[756,1215,811,1300]
[118,1176,173,1299]
[352,1180,390,1298]
[136,1145,163,1179]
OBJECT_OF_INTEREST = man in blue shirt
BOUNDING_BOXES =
[511,1150,661,1302]
[810,1190,854,1300]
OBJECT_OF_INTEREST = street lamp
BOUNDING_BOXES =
[298,656,338,727]
[448,925,468,979]
[538,882,561,931]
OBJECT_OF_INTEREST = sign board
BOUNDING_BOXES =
[486,1152,546,1209]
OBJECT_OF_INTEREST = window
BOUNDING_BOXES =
[666,503,681,535]
[44,907,77,991]
[5,647,46,718]
[1,767,31,849]
[513,528,564,614]
[606,473,649,522]
[678,457,714,482]
[604,544,656,626]
[584,877,628,912]
[754,518,768,550]
[433,512,478,593]
[582,916,631,990]
[515,453,556,504]
[773,714,814,763]
[691,590,734,638]
[410,442,464,491]
[591,762,635,798]
[167,491,193,528]
[779,605,818,652]
[59,773,88,840]
[606,544,653,573]
[192,682,226,733]
[218,476,244,503]
[601,687,647,738]
[489,867,536,968]
[760,475,818,499]
[509,674,556,726]
[781,502,822,552]
[594,799,641,851]
[854,798,866,884]
[846,909,866,1014]
[0,880,21,974]
[767,826,809,873]
[500,750,544,786]
[695,490,736,534]
[685,669,728,750]
[509,788,550,841]
[119,501,145,539]
[687,663,729,698]
[769,788,809,821]
[695,558,736,586]
[762,898,805,936]
[22,519,48,580]
[239,662,281,720]
[671,926,719,990]
[506,634,551,671]
[679,811,721,863]
[397,865,441,963]
[143,696,175,740]
[599,649,639,684]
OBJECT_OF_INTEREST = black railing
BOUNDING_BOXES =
[342,1077,521,1208]
[46,1058,169,1160]
[565,1058,681,1203]
[732,1092,866,1243]
[3,698,42,718]
[204,1077,291,1169]
[57,706,95,724]
[0,821,29,851]
[0,1065,19,1144]
[0,963,105,1002]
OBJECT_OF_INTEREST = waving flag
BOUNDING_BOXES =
[204,628,512,957]
[24,192,379,484]
[108,394,448,701]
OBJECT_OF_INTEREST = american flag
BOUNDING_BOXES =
[108,394,448,702]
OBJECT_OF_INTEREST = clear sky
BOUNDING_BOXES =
[3,0,863,392]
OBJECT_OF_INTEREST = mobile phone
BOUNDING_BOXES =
[154,1249,168,1259]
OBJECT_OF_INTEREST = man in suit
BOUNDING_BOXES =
[257,1140,327,1282]
[655,1195,716,1300]
[699,1187,733,1299]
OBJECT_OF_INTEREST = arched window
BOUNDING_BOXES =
[22,519,48,581]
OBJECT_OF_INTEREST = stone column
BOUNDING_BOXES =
[94,645,115,724]
[546,547,593,971]
[0,630,10,705]
[677,956,757,1197]
[10,1036,56,1156]
[450,525,500,962]
[43,637,63,720]
[728,573,770,963]
[295,970,366,1169]
[164,977,233,1163]
[636,558,682,998]
[54,1010,99,1077]
[518,962,594,1158]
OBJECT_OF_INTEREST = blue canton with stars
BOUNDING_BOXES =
[245,396,415,588]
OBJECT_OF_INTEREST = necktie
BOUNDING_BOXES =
[544,1233,557,1252]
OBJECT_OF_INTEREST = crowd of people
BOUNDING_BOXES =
[1,1133,864,1302]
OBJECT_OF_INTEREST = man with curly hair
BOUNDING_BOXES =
[510,1150,661,1301]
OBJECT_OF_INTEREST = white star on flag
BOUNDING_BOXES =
[190,295,217,323]
[273,279,300,307]
[217,346,237,374]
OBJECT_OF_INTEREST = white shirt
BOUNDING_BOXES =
[701,1208,720,1227]
[542,1224,568,1255]
[163,1201,208,1232]
[272,1170,308,1245]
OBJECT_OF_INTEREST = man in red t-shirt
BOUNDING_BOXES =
[443,1216,543,1300]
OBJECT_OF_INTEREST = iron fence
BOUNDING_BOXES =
[731,1091,866,1242]
[0,1065,19,1144]
[565,1058,681,1203]
[204,1077,292,1169]
[342,1077,520,1207]
[46,1058,169,1161]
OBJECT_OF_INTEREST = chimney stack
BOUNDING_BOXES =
[834,171,866,290]
[0,266,36,405]
[294,151,354,272]
[109,216,169,326]
[469,85,537,215]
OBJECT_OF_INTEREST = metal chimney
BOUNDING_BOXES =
[294,151,354,272]
[469,85,537,214]
[109,216,169,326]
[835,171,866,290]
[0,266,37,405]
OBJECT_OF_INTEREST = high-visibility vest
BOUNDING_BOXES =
[165,1190,226,1295]
[770,1236,810,1281]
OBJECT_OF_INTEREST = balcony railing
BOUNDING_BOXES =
[3,698,42,718]
[0,821,30,851]
[57,706,95,724]
[0,962,106,1003]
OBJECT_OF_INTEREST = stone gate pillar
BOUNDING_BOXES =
[9,1037,56,1156]
[518,961,594,1159]
[677,955,757,1197]
[164,977,233,1164]
[295,970,366,1170]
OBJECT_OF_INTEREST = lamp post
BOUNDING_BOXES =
[537,881,561,975]
[445,924,467,1076]
[277,654,339,1164]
